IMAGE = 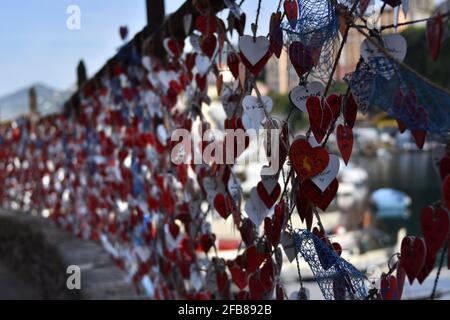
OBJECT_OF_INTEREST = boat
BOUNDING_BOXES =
[370,188,412,218]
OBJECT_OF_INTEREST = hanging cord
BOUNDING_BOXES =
[252,0,263,40]
[430,241,448,300]
[323,0,361,97]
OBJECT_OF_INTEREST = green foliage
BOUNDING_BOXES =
[401,26,450,90]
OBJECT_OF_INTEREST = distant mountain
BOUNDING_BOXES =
[0,83,74,121]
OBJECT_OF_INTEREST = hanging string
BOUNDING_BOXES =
[430,241,448,300]
[252,0,263,39]
[323,0,361,97]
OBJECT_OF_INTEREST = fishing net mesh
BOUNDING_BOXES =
[345,56,450,135]
[282,0,340,81]
[294,229,368,300]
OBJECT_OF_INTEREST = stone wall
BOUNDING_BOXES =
[0,210,141,300]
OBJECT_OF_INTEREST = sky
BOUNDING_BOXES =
[0,0,276,97]
[0,0,441,97]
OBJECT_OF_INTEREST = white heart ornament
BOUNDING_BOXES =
[238,35,270,66]
[183,14,192,35]
[289,82,325,113]
[280,232,297,263]
[156,124,168,146]
[260,166,280,194]
[311,154,340,192]
[245,187,270,228]
[196,54,211,76]
[241,96,273,130]
[190,35,202,54]
[361,34,407,62]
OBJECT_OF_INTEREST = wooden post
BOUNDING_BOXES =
[147,0,166,32]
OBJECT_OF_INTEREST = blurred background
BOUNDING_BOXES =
[0,0,449,300]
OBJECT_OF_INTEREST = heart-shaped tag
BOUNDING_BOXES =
[420,206,450,257]
[302,178,339,211]
[284,0,299,28]
[280,231,297,262]
[239,35,270,66]
[306,96,333,143]
[380,275,400,300]
[296,186,313,231]
[245,244,267,273]
[289,139,329,181]
[119,26,128,40]
[183,14,193,35]
[241,95,273,130]
[227,52,240,78]
[227,260,248,290]
[260,166,280,194]
[289,82,325,113]
[361,34,407,62]
[311,154,340,192]
[245,187,271,228]
[289,41,314,77]
[195,54,211,76]
[336,124,354,165]
[443,176,450,210]
[427,14,444,61]
[257,181,281,209]
[163,38,184,59]
[200,34,217,58]
[214,193,233,220]
[400,236,427,284]
[344,93,358,128]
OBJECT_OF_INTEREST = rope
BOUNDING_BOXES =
[431,241,448,300]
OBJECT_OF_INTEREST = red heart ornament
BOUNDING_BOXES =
[257,181,281,209]
[303,178,339,211]
[260,260,275,292]
[396,262,406,299]
[200,233,216,254]
[337,124,354,165]
[439,154,450,179]
[239,218,256,246]
[380,275,399,300]
[284,0,299,28]
[214,194,233,220]
[269,24,283,58]
[307,96,333,143]
[119,26,128,40]
[443,175,450,210]
[200,34,217,58]
[227,261,248,290]
[289,139,329,181]
[239,50,272,77]
[345,93,358,128]
[249,273,264,300]
[420,206,450,257]
[289,41,314,77]
[245,245,267,273]
[427,14,444,62]
[412,130,427,150]
[195,15,218,35]
[264,216,282,247]
[227,52,241,79]
[400,236,427,284]
[296,186,313,231]
[417,252,436,284]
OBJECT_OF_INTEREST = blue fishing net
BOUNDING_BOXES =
[345,57,450,135]
[282,0,340,81]
[293,229,368,300]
